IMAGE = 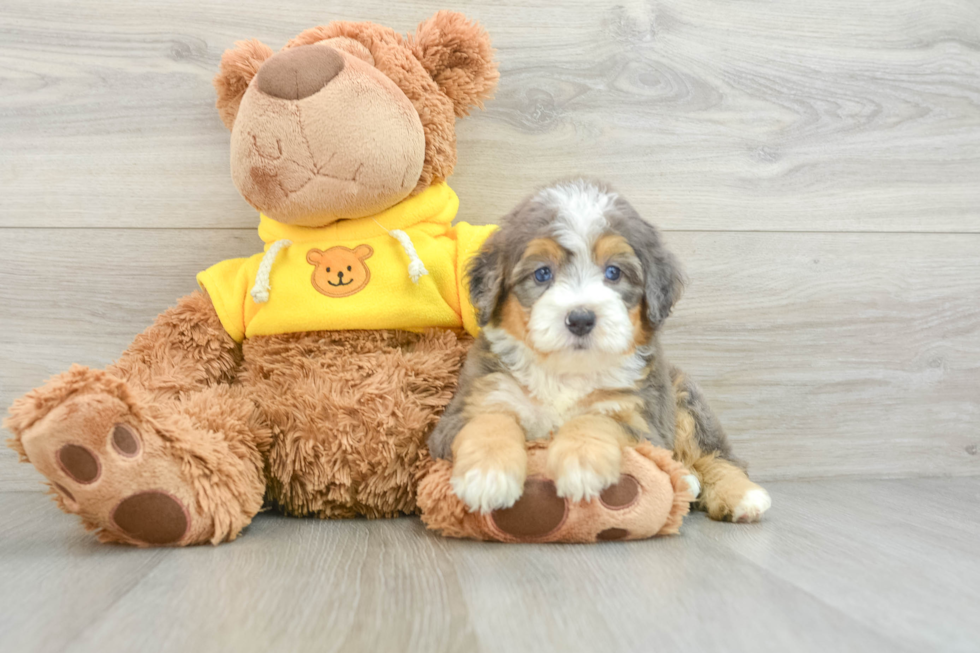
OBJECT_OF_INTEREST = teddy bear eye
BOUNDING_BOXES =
[347,266,352,271]
[326,267,331,273]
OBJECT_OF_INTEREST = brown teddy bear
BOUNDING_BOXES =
[5,11,500,546]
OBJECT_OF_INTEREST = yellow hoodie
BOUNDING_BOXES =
[197,183,495,342]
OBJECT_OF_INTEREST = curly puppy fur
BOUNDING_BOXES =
[429,179,771,522]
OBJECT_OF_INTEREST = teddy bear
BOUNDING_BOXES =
[4,11,500,546]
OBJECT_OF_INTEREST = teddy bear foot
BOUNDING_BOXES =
[418,442,694,543]
[485,468,672,543]
[9,368,211,546]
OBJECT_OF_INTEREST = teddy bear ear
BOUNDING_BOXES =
[213,39,274,130]
[409,11,499,117]
[306,249,323,265]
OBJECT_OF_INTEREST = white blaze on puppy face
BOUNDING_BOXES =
[528,181,636,359]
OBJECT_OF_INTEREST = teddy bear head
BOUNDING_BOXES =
[213,11,498,227]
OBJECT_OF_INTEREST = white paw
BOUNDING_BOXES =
[553,462,611,503]
[681,474,701,500]
[733,488,772,523]
[451,467,524,514]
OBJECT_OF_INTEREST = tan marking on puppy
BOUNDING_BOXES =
[521,237,566,266]
[672,395,703,469]
[463,373,526,419]
[673,377,770,521]
[692,455,769,522]
[451,413,528,513]
[592,233,635,263]
[546,414,630,502]
[499,295,529,343]
[578,389,649,434]
[629,304,652,346]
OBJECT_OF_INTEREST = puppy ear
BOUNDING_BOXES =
[467,231,507,327]
[617,205,685,327]
[213,39,274,130]
[643,241,685,327]
[410,11,499,117]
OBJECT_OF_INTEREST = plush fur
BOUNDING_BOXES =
[5,12,496,546]
[418,441,693,542]
[429,179,771,522]
[215,39,274,131]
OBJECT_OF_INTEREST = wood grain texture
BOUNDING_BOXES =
[0,0,978,230]
[2,1,979,489]
[2,477,978,652]
[1,229,977,490]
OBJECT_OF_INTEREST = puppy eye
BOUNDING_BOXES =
[604,265,622,282]
[534,266,553,284]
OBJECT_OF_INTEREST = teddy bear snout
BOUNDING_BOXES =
[255,45,345,101]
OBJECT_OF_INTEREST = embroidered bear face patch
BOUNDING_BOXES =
[307,245,374,298]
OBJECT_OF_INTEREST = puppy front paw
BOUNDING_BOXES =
[452,423,527,513]
[547,437,622,503]
[451,466,525,514]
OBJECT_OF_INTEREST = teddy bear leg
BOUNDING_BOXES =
[245,328,469,519]
[5,292,269,545]
[418,443,693,542]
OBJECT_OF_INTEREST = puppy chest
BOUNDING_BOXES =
[479,375,607,441]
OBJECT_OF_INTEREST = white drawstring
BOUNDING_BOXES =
[249,221,428,304]
[250,239,292,304]
[388,229,429,283]
[372,219,428,284]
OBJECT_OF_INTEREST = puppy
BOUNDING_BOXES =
[429,179,771,522]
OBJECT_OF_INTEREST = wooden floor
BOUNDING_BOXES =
[2,477,978,653]
[2,0,979,488]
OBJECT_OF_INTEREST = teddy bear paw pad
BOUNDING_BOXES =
[490,477,568,540]
[18,387,199,545]
[597,527,629,541]
[598,475,640,510]
[111,491,189,545]
[57,444,101,484]
[110,424,141,457]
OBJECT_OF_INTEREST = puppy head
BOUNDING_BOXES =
[470,179,684,365]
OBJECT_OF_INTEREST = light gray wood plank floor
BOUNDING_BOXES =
[2,477,978,653]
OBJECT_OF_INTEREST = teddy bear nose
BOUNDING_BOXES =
[255,45,345,101]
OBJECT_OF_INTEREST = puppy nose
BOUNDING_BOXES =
[565,309,596,337]
[255,45,345,100]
